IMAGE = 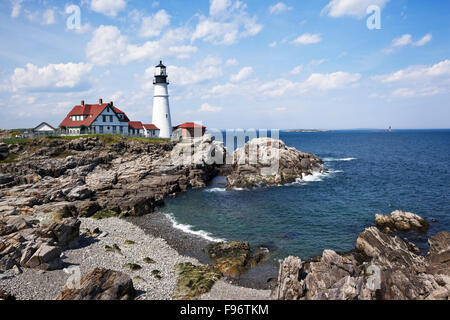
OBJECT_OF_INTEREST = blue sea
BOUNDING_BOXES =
[160,130,450,260]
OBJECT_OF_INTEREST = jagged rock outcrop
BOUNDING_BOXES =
[56,268,136,300]
[272,218,450,300]
[0,215,80,272]
[0,289,15,300]
[226,138,325,188]
[207,241,269,278]
[0,136,226,221]
[427,232,450,277]
[0,143,9,161]
[375,210,429,233]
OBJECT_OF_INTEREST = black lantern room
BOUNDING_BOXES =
[154,60,168,84]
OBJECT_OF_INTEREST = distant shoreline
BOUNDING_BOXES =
[283,129,332,133]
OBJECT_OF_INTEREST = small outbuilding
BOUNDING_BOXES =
[173,122,207,140]
[33,122,56,137]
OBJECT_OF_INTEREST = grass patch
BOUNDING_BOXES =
[151,270,162,280]
[0,154,19,164]
[124,240,136,245]
[173,263,222,300]
[45,134,170,145]
[125,263,142,271]
[92,210,119,220]
[143,257,156,264]
[133,276,147,284]
[104,244,123,256]
[50,150,75,159]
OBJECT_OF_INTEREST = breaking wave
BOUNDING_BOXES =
[323,157,358,162]
[164,213,226,243]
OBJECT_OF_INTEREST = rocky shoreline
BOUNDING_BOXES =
[272,211,449,300]
[1,135,448,300]
[1,134,315,300]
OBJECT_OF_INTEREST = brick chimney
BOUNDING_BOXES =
[81,100,85,106]
[99,98,103,104]
[110,101,114,106]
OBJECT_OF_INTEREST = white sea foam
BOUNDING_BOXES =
[204,187,227,193]
[301,171,330,182]
[287,169,343,186]
[164,213,226,243]
[323,157,357,162]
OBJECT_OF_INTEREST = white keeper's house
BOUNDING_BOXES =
[59,98,160,138]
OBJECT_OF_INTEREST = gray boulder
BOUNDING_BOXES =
[56,268,136,300]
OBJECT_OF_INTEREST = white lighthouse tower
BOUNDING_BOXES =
[152,61,172,139]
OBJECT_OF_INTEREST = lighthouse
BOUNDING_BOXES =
[152,61,172,139]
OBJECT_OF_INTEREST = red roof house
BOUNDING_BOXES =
[173,122,207,139]
[59,99,158,137]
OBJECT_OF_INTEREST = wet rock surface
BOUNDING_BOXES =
[226,138,325,188]
[207,241,269,278]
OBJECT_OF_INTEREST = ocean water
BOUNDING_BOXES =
[160,130,450,260]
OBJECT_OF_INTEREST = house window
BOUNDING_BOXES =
[99,126,104,134]
[120,126,123,133]
[107,107,110,112]
[113,126,116,133]
[110,116,113,122]
[166,114,168,119]
[103,115,106,122]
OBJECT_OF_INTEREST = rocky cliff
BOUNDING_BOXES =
[227,138,325,188]
[0,135,225,221]
[272,211,450,300]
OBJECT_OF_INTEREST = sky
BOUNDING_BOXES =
[0,0,449,130]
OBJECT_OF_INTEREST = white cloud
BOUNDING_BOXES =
[42,9,56,25]
[86,25,126,66]
[90,0,127,18]
[11,0,24,18]
[269,2,293,15]
[392,34,413,47]
[322,0,390,19]
[168,45,198,59]
[391,33,432,48]
[25,8,57,25]
[230,67,254,82]
[198,103,223,112]
[210,0,233,16]
[9,62,93,92]
[292,33,322,45]
[155,58,224,87]
[301,72,361,92]
[377,60,450,83]
[225,58,239,66]
[309,59,328,66]
[192,0,263,45]
[210,71,361,98]
[86,25,197,66]
[269,41,277,47]
[414,33,432,47]
[385,33,432,54]
[290,65,303,75]
[139,10,171,38]
[375,60,450,99]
